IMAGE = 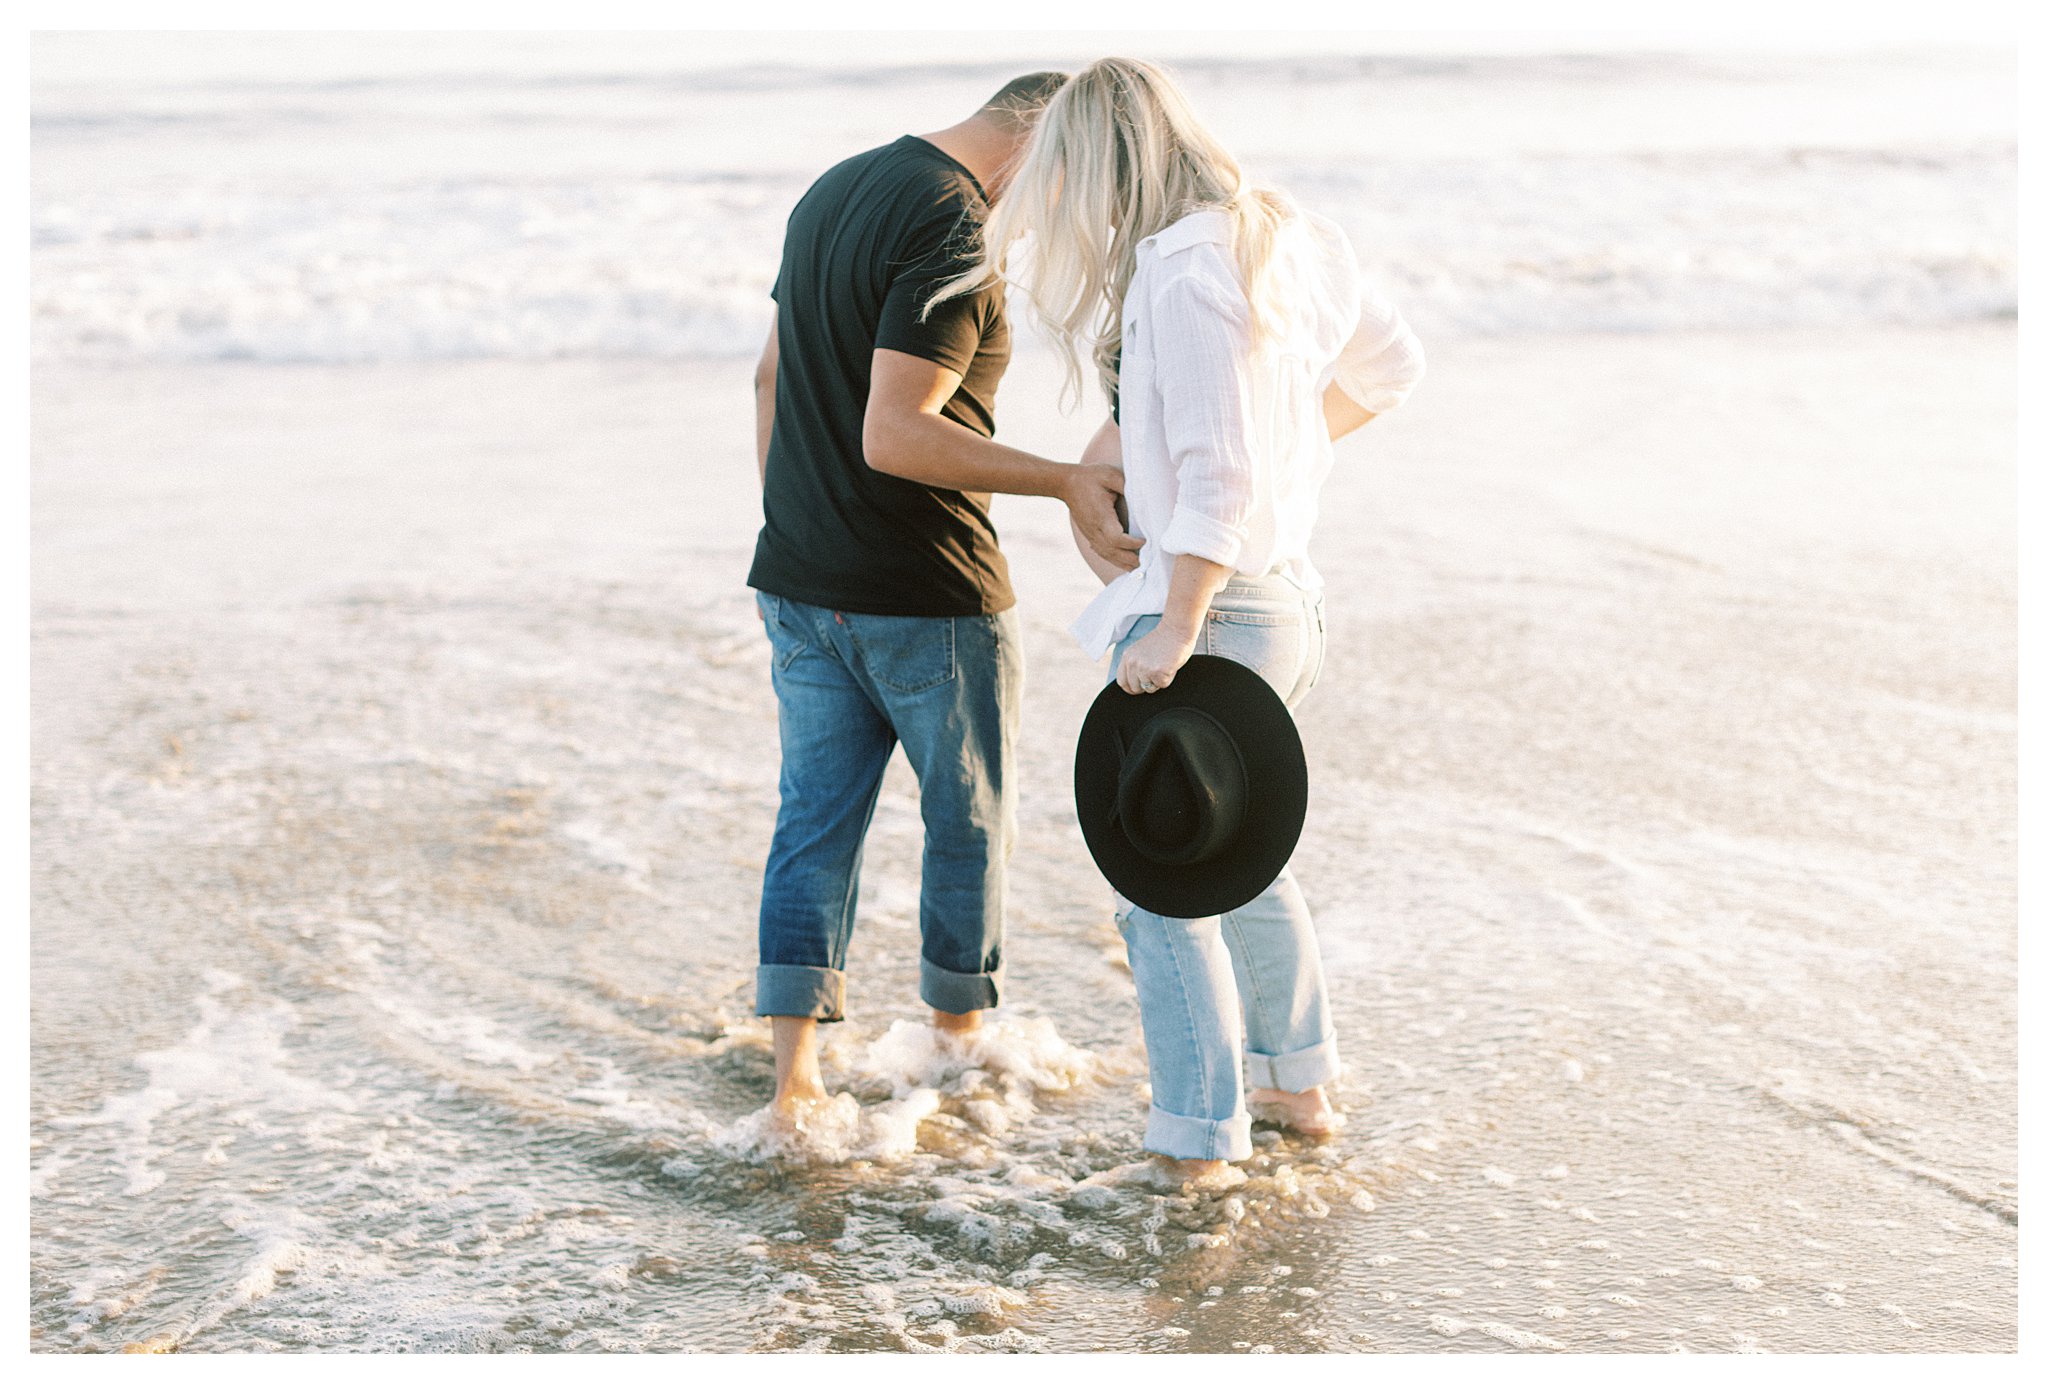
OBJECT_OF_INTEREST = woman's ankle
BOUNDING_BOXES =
[1247,1086,1342,1137]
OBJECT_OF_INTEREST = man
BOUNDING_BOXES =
[748,73,1138,1119]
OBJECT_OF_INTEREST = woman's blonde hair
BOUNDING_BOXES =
[927,56,1296,409]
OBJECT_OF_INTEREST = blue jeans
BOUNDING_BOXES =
[754,591,1020,1021]
[1110,575,1340,1161]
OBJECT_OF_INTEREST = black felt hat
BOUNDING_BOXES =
[1074,654,1308,918]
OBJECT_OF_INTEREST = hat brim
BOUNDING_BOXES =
[1074,653,1308,918]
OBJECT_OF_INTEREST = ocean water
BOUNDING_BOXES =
[31,35,2015,363]
[29,34,2017,1354]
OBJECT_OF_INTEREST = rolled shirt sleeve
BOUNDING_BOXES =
[1152,268,1259,569]
[1330,276,1425,415]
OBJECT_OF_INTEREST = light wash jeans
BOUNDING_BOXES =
[1110,574,1339,1161]
[754,591,1021,1021]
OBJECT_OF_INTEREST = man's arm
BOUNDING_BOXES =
[754,311,779,486]
[1069,417,1129,586]
[864,349,1141,572]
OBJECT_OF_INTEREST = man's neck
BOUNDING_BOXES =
[915,118,1014,197]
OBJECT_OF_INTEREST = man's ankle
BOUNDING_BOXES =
[930,1007,982,1034]
[773,1074,828,1106]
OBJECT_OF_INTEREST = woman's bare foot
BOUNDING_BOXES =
[1168,1157,1249,1191]
[1247,1086,1343,1139]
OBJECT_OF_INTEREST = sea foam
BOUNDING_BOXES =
[29,145,2014,366]
[704,1016,1096,1165]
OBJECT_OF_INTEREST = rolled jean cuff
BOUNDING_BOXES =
[756,964,846,1022]
[1244,1033,1341,1092]
[1145,1104,1254,1162]
[920,957,1001,1015]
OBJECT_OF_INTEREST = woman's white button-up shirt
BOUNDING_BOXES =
[1070,208,1424,659]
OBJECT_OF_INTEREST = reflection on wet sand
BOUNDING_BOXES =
[32,335,2015,1351]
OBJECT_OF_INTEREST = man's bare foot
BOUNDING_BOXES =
[1247,1086,1344,1139]
[769,1015,831,1119]
[931,1007,983,1039]
[768,1079,832,1123]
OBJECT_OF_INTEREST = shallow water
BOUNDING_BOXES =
[29,336,2016,1351]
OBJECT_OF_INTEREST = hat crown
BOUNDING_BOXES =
[1113,708,1247,865]
[1075,653,1309,920]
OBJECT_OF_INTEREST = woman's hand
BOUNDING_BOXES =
[1116,620,1200,695]
[1117,553,1233,693]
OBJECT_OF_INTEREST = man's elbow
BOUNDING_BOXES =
[860,412,913,476]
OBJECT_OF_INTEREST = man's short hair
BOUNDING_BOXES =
[980,71,1069,128]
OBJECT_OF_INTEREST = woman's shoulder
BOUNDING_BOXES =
[1276,208,1358,277]
[1281,209,1368,331]
[1143,246,1250,329]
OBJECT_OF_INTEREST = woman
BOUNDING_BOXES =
[932,58,1424,1180]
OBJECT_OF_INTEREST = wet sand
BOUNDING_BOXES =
[30,326,2016,1351]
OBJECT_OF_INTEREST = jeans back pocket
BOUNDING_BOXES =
[847,612,957,695]
[1202,608,1305,700]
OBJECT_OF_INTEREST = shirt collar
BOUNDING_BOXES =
[1140,209,1233,258]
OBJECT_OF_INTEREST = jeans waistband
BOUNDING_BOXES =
[1218,571,1316,600]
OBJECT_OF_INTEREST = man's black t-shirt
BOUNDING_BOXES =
[748,136,1015,617]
